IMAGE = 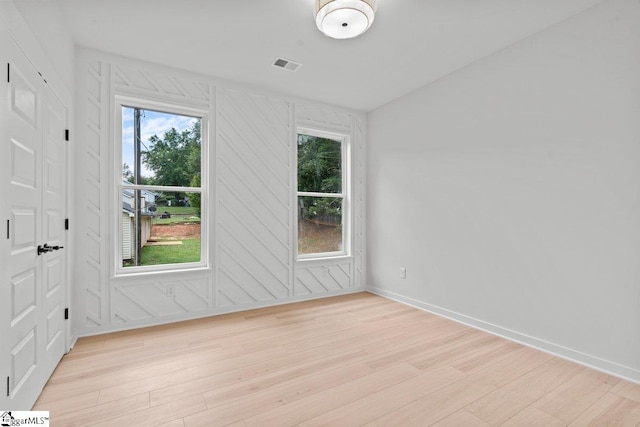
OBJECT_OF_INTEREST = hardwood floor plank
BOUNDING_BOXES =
[48,340,218,382]
[610,379,640,403]
[532,368,620,423]
[466,345,554,388]
[363,346,556,426]
[466,357,585,425]
[449,340,523,375]
[149,348,366,410]
[67,337,105,355]
[101,345,292,405]
[244,309,429,353]
[91,395,206,427]
[40,356,188,401]
[363,379,497,427]
[198,350,369,409]
[184,362,376,427]
[501,406,566,427]
[431,409,491,427]
[33,389,99,415]
[363,327,480,370]
[45,392,150,427]
[298,365,466,426]
[33,292,640,426]
[568,392,640,426]
[155,420,185,427]
[405,330,501,371]
[242,363,422,426]
[278,311,433,353]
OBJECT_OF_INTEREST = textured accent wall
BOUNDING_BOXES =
[293,105,366,295]
[353,115,366,289]
[75,58,109,330]
[216,88,293,307]
[74,50,366,336]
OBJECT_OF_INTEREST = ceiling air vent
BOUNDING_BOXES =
[273,57,302,72]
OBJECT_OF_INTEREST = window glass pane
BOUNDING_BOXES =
[122,189,201,268]
[298,196,342,254]
[297,134,342,193]
[122,107,201,188]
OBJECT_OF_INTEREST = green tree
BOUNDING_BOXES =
[187,172,201,216]
[122,163,133,181]
[297,134,342,194]
[122,163,154,185]
[297,134,342,221]
[142,121,201,187]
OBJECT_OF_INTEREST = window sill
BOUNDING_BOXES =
[296,255,353,265]
[112,266,211,280]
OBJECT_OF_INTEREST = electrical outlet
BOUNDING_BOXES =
[166,285,175,297]
[400,268,407,279]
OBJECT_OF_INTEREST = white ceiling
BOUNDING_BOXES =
[55,0,604,111]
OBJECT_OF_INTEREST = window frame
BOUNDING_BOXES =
[296,127,351,260]
[113,96,209,276]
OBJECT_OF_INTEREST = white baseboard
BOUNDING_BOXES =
[368,287,640,385]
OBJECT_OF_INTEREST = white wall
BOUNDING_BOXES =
[74,50,366,336]
[367,0,640,382]
[11,0,75,92]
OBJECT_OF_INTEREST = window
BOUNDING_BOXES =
[297,129,349,258]
[117,101,206,273]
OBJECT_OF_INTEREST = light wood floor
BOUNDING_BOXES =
[34,292,640,426]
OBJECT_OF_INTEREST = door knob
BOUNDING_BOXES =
[37,243,64,255]
[37,245,53,255]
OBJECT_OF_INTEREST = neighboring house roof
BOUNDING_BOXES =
[122,179,160,198]
[123,201,134,214]
[122,180,157,216]
[122,201,154,217]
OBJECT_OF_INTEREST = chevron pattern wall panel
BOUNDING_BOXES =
[216,88,293,308]
[293,104,366,295]
[76,53,216,335]
[296,103,353,132]
[77,58,109,329]
[112,277,209,323]
[353,115,366,288]
[294,262,352,296]
[112,64,210,105]
[75,49,365,336]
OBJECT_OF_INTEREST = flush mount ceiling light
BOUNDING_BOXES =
[315,0,377,39]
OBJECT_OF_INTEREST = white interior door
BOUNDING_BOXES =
[41,82,67,380]
[0,35,68,410]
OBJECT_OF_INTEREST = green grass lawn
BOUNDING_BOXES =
[158,206,198,215]
[153,206,200,225]
[139,238,201,266]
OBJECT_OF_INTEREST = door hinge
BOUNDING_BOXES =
[6,376,9,397]
[7,63,9,83]
[64,218,69,230]
[65,129,70,141]
[64,308,69,320]
[6,219,9,239]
